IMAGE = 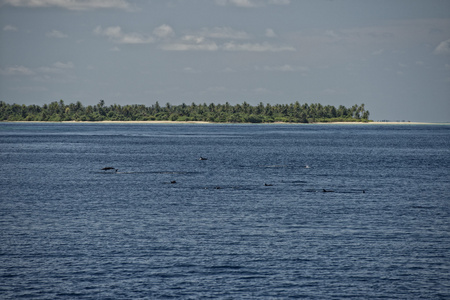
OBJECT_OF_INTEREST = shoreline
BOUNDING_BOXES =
[313,121,446,125]
[3,120,447,125]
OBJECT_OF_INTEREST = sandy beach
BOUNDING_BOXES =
[58,121,446,125]
[315,121,445,125]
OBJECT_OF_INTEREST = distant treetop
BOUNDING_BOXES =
[0,100,370,123]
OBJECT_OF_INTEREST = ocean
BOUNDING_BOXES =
[0,122,449,299]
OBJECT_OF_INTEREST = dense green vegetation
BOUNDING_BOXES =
[0,100,370,123]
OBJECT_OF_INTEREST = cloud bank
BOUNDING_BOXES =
[1,65,34,76]
[93,26,154,44]
[94,24,295,52]
[434,38,450,55]
[3,25,18,31]
[46,30,68,38]
[2,0,132,10]
[215,0,290,7]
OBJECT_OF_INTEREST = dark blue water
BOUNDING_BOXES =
[1,123,449,299]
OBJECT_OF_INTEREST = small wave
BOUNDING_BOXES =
[95,171,118,175]
[283,180,307,184]
[260,165,287,168]
[95,170,201,175]
[411,205,435,209]
[208,265,243,270]
[157,171,201,175]
[302,189,367,194]
[198,185,256,191]
[339,190,368,194]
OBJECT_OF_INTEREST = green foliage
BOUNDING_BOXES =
[0,100,370,123]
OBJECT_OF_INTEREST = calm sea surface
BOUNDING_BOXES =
[0,123,449,299]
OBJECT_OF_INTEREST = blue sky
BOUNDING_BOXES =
[0,0,449,122]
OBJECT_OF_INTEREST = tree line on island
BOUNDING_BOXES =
[0,100,370,123]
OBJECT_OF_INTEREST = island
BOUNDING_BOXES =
[0,100,370,123]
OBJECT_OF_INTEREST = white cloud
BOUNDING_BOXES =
[2,0,132,10]
[36,67,59,73]
[183,67,200,73]
[275,64,294,71]
[215,0,289,7]
[2,62,74,77]
[94,26,154,44]
[222,67,236,72]
[3,25,18,32]
[161,38,294,52]
[268,0,290,4]
[94,26,121,38]
[371,49,384,56]
[184,35,205,44]
[153,24,175,38]
[0,62,76,84]
[120,33,153,44]
[46,30,68,38]
[325,29,341,39]
[154,24,295,52]
[260,64,309,72]
[215,0,259,7]
[223,41,295,52]
[198,27,250,39]
[265,28,276,38]
[162,35,219,51]
[254,87,269,93]
[434,38,450,55]
[53,61,74,69]
[0,65,34,75]
[37,61,74,74]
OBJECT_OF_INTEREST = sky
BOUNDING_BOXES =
[0,0,449,122]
